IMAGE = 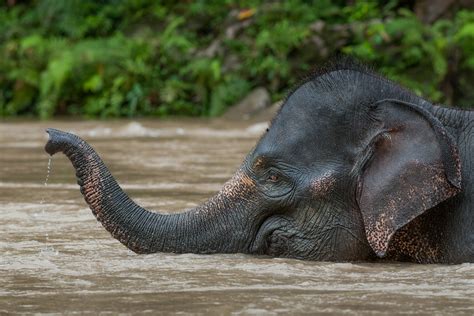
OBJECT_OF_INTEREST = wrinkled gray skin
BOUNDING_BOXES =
[45,63,474,263]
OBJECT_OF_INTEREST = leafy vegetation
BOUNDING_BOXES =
[1,0,473,119]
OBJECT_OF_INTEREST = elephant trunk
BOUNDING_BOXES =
[45,128,258,254]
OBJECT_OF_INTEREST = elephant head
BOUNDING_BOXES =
[45,62,462,262]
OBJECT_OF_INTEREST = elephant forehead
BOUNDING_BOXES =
[255,128,351,168]
[255,81,370,166]
[283,80,358,119]
[276,88,359,136]
[259,116,355,166]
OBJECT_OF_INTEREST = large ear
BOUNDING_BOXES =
[357,99,462,257]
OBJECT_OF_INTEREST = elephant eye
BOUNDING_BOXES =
[268,174,279,182]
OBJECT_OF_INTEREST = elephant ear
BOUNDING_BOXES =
[358,99,462,257]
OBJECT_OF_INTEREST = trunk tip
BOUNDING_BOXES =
[44,128,78,156]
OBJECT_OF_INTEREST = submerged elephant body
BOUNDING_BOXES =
[45,62,474,263]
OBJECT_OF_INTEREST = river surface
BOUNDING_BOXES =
[1,119,473,315]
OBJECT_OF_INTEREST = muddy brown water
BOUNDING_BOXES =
[1,120,473,315]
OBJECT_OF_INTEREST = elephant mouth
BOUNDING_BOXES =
[249,215,290,255]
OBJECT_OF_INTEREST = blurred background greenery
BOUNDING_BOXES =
[1,0,473,119]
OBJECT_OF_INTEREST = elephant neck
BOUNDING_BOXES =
[431,105,473,133]
[431,105,473,189]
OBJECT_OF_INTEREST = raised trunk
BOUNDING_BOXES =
[45,128,258,254]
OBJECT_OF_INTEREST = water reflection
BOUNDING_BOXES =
[1,120,473,314]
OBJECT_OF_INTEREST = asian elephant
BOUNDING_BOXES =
[44,61,474,263]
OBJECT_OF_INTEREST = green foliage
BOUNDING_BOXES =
[343,7,474,106]
[0,0,473,118]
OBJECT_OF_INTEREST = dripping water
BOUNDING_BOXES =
[38,156,59,255]
[39,156,53,214]
[45,156,53,186]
